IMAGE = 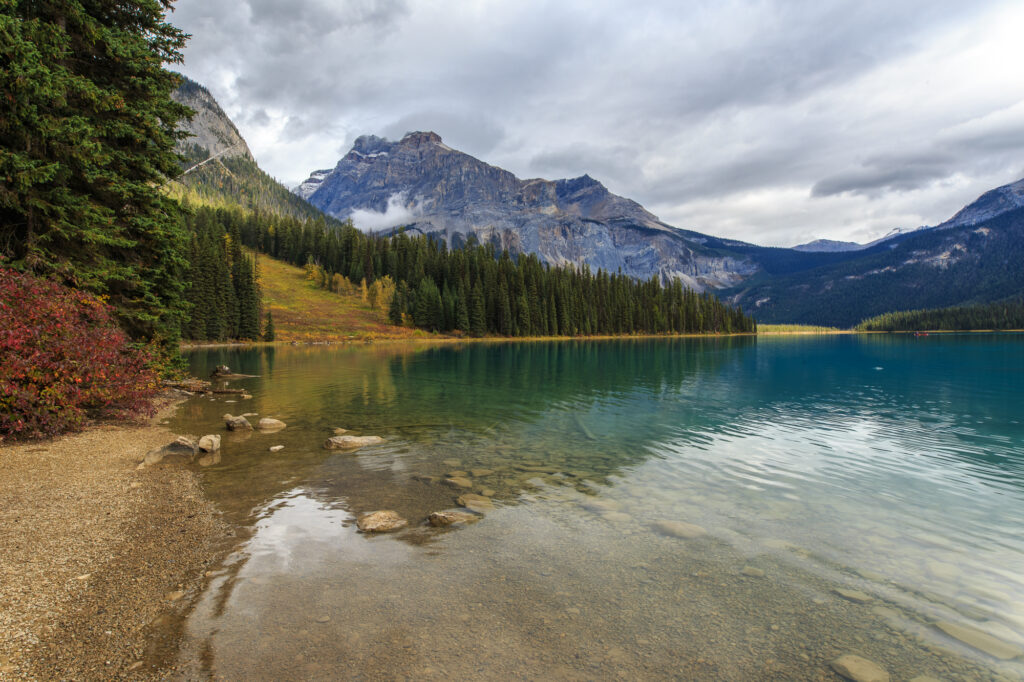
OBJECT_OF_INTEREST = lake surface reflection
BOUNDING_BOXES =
[171,335,1024,680]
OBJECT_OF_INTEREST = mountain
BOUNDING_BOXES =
[934,177,1024,230]
[297,131,777,291]
[792,239,864,253]
[725,179,1024,326]
[170,77,330,221]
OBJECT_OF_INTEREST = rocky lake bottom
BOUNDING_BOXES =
[167,336,1024,680]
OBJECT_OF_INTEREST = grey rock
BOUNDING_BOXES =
[224,415,253,431]
[257,417,286,431]
[427,510,480,527]
[323,435,384,450]
[830,654,890,682]
[444,476,473,489]
[197,434,221,452]
[356,510,407,533]
[141,437,197,466]
[457,494,495,512]
[834,588,872,604]
[651,520,706,539]
[934,620,1024,660]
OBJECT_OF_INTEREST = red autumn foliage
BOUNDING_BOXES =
[0,268,158,441]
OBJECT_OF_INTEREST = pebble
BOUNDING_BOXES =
[740,566,765,578]
[269,445,284,452]
[470,468,495,477]
[165,590,185,602]
[315,615,331,624]
[444,476,473,489]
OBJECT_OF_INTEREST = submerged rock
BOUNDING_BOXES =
[934,620,1024,660]
[197,434,221,452]
[830,654,889,682]
[834,588,872,604]
[582,499,623,513]
[197,451,221,467]
[333,427,349,435]
[651,520,706,539]
[323,435,384,450]
[740,566,765,578]
[428,510,480,527]
[444,476,473,489]
[356,510,407,533]
[224,414,253,431]
[457,494,495,512]
[470,468,495,477]
[257,417,286,432]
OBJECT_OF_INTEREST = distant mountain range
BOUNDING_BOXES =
[171,78,1024,326]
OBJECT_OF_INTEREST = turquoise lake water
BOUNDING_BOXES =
[170,335,1024,680]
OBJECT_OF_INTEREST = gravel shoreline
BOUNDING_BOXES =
[0,395,231,680]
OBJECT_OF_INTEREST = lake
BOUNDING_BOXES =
[169,335,1024,680]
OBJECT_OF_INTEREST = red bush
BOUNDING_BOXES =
[0,268,158,441]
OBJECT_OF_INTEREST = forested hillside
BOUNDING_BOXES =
[727,207,1024,327]
[184,206,757,338]
[857,299,1024,332]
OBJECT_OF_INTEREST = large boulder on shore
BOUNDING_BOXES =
[140,437,197,467]
[223,414,253,431]
[323,435,384,450]
[198,434,221,452]
[257,417,286,432]
[356,510,407,533]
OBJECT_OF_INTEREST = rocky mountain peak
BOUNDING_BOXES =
[171,76,252,162]
[399,131,445,147]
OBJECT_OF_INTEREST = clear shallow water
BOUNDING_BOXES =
[171,335,1024,680]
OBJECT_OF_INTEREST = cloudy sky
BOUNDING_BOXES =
[171,0,1024,246]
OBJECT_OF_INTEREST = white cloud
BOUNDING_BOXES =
[348,193,421,232]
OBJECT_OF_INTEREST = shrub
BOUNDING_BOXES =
[0,268,158,441]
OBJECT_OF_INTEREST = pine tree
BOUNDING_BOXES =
[264,309,275,341]
[455,285,470,332]
[0,1,192,341]
[469,282,487,337]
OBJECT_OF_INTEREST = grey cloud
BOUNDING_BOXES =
[171,0,1023,245]
[812,153,958,197]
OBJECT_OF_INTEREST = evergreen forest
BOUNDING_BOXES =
[856,299,1024,332]
[182,206,756,338]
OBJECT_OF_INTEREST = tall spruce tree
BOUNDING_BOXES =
[0,0,191,341]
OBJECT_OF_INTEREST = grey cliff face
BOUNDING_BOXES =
[172,78,253,161]
[297,131,756,290]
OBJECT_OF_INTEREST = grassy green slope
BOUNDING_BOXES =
[258,253,422,342]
